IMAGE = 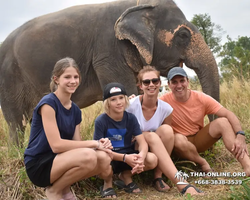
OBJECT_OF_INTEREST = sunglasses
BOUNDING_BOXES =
[142,78,160,86]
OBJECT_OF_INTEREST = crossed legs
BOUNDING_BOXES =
[45,148,112,200]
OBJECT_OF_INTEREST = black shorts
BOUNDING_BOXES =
[25,152,56,187]
[111,149,139,174]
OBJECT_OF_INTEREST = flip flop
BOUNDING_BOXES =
[100,186,117,198]
[153,178,170,192]
[180,184,203,195]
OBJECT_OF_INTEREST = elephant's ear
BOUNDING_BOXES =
[115,5,156,65]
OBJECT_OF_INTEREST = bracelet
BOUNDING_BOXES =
[236,131,245,136]
[123,154,126,162]
[94,140,100,150]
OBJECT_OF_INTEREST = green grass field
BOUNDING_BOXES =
[0,77,250,200]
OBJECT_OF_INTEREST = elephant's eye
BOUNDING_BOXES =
[174,28,191,46]
[179,32,188,39]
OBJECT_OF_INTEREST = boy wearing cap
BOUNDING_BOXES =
[94,82,157,197]
[160,67,250,176]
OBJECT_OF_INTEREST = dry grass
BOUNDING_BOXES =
[0,77,250,199]
[220,77,250,135]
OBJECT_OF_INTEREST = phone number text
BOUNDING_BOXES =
[194,179,242,185]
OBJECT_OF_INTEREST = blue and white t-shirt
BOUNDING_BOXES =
[94,111,141,153]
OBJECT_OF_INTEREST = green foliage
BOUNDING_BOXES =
[219,36,250,81]
[230,178,250,199]
[184,193,194,200]
[191,13,225,54]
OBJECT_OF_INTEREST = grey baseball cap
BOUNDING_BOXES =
[167,67,188,81]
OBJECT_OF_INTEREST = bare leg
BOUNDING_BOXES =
[174,134,211,172]
[144,152,158,171]
[143,132,203,195]
[96,151,116,198]
[154,125,174,191]
[45,148,111,200]
[175,118,250,176]
[62,186,74,200]
[209,118,250,176]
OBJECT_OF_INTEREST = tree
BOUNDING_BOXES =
[219,36,250,81]
[191,13,225,54]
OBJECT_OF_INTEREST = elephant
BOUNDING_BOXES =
[0,0,219,145]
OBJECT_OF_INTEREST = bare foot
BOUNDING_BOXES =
[185,187,204,196]
[63,191,77,200]
[45,187,63,200]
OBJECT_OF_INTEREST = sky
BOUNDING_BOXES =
[0,0,249,78]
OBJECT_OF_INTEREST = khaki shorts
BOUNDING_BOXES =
[187,123,220,153]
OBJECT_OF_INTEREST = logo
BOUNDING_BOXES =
[110,87,121,94]
[174,170,189,185]
[110,135,122,141]
[103,190,112,196]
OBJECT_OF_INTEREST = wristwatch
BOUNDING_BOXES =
[236,131,245,136]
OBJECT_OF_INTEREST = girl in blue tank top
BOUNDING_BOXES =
[24,57,113,200]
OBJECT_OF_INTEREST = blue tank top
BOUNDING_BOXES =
[24,93,81,164]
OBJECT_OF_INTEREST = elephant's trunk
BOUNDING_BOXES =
[185,32,220,103]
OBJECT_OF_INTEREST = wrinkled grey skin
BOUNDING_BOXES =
[0,0,219,145]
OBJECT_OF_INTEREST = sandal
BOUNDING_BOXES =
[113,180,126,189]
[180,184,203,195]
[125,182,142,193]
[100,186,117,198]
[114,180,142,193]
[153,178,170,192]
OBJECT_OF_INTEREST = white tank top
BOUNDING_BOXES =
[126,96,173,132]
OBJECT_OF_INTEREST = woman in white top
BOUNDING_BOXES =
[127,66,203,196]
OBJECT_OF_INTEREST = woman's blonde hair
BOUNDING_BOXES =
[103,95,130,113]
[137,65,160,86]
[49,57,81,92]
